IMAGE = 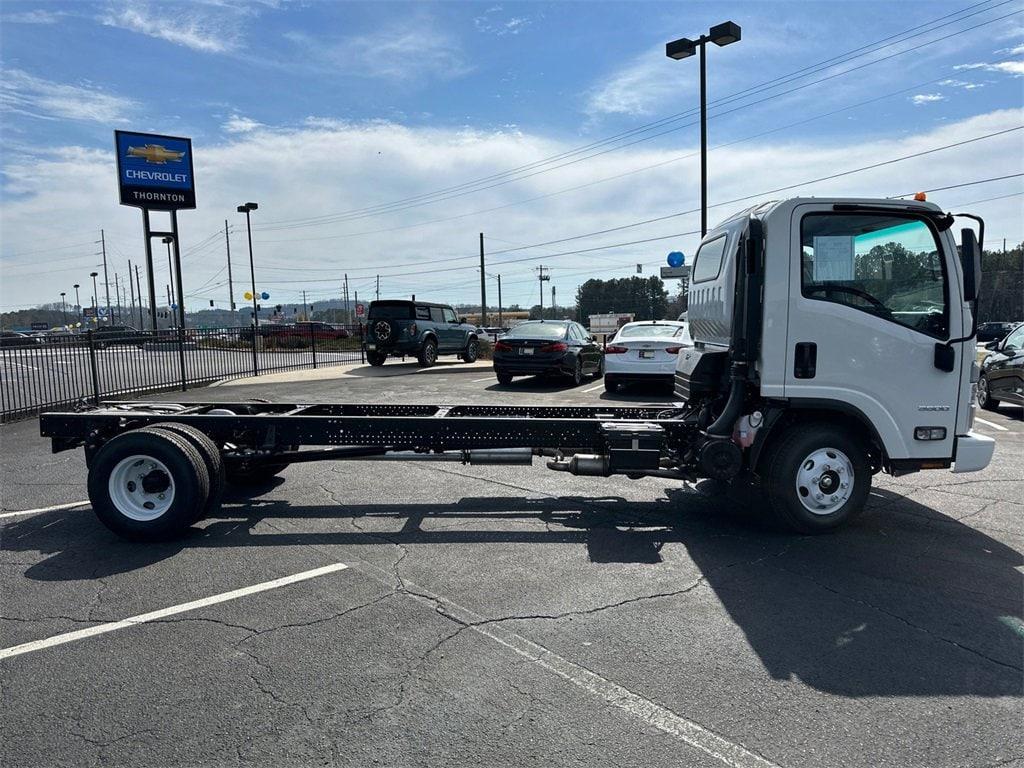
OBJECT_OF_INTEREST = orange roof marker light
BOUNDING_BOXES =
[913,192,927,201]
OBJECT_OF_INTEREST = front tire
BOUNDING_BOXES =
[978,373,999,411]
[367,350,387,366]
[88,428,210,541]
[763,424,870,534]
[417,338,438,367]
[569,356,583,386]
[462,338,479,363]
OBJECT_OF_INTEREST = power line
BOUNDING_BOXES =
[253,2,1017,232]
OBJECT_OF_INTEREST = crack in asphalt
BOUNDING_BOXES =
[770,562,1023,674]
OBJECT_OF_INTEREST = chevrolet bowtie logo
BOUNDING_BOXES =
[126,144,185,164]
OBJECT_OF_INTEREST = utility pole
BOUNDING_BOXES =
[224,219,235,312]
[98,229,112,323]
[302,289,308,321]
[479,232,487,326]
[128,260,137,327]
[114,273,122,321]
[497,274,503,328]
[343,273,350,324]
[551,285,556,319]
[536,265,550,317]
[375,274,380,301]
[134,265,144,329]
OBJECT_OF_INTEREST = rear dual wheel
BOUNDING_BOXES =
[88,428,211,541]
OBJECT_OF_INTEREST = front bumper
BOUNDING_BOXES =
[952,432,996,473]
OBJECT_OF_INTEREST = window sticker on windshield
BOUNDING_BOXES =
[812,236,855,281]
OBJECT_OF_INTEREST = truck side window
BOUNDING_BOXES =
[691,235,727,283]
[443,308,458,323]
[800,213,949,339]
[415,306,431,320]
[429,307,445,323]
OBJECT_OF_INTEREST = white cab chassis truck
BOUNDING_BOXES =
[41,197,994,540]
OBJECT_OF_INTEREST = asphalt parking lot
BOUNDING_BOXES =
[2,361,1022,767]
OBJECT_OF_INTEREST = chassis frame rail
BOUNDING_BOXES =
[40,401,693,454]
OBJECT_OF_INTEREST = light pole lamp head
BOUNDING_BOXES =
[90,271,98,278]
[238,202,258,213]
[73,284,79,289]
[709,21,741,46]
[61,292,66,297]
[236,205,248,213]
[162,236,173,244]
[666,36,697,60]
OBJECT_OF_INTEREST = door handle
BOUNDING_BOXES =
[794,342,817,379]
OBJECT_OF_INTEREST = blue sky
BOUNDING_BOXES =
[1,0,1022,312]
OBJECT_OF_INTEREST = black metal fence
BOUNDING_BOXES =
[0,325,364,423]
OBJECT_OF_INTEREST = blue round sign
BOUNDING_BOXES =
[667,251,685,268]
[261,292,270,300]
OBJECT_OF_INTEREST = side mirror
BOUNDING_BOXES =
[961,227,981,303]
[458,317,467,324]
[985,340,1000,351]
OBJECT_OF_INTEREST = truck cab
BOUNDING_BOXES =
[678,197,994,530]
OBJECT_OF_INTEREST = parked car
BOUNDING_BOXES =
[91,325,145,348]
[0,330,37,347]
[492,320,603,386]
[603,320,692,393]
[978,322,1024,410]
[977,321,1019,343]
[364,300,479,367]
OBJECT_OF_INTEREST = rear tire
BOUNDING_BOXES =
[461,338,479,363]
[417,338,438,367]
[367,350,387,366]
[763,424,870,534]
[148,423,225,522]
[87,428,209,541]
[569,357,583,386]
[978,373,999,411]
[496,370,513,385]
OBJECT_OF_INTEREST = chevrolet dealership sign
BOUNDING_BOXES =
[115,130,195,210]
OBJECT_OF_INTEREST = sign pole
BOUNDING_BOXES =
[142,209,159,330]
[171,210,186,329]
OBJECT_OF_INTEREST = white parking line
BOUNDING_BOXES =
[0,501,90,520]
[0,563,349,661]
[402,579,779,768]
[581,383,605,393]
[472,376,496,382]
[974,417,1009,432]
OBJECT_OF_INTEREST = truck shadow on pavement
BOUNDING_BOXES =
[3,483,1020,698]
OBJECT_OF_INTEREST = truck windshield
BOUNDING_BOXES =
[369,303,412,319]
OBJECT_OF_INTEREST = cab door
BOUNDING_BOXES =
[439,307,463,351]
[784,205,964,460]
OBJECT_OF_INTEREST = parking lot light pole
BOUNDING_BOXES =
[73,284,81,312]
[60,292,68,326]
[237,202,260,374]
[90,272,99,310]
[666,20,741,238]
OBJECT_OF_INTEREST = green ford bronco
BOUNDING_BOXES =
[364,300,480,367]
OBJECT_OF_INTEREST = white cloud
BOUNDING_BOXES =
[955,60,1024,76]
[2,109,1022,311]
[284,19,470,82]
[474,6,532,36]
[911,93,945,105]
[223,114,263,133]
[998,44,1024,56]
[100,1,244,53]
[938,79,983,90]
[2,9,65,24]
[0,69,138,123]
[587,49,681,117]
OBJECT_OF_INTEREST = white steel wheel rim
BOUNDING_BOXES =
[795,447,854,516]
[108,455,176,521]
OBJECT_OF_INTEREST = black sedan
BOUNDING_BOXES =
[977,321,1018,343]
[978,322,1023,410]
[492,320,603,386]
[0,330,37,348]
